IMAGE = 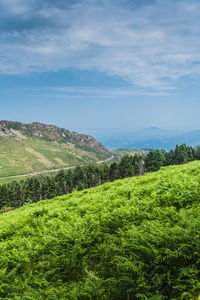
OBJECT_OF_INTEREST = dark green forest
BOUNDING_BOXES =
[0,144,199,211]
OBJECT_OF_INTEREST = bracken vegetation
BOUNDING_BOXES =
[1,161,200,299]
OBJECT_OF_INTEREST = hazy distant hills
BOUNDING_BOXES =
[0,121,110,178]
[99,127,200,150]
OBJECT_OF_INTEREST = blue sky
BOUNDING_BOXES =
[1,0,200,136]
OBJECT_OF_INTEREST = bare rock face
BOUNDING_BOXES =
[0,120,109,154]
[0,122,12,136]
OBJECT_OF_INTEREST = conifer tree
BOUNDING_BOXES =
[109,162,119,181]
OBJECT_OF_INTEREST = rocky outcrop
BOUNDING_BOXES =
[0,120,109,155]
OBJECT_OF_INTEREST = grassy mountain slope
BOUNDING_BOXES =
[111,148,149,160]
[1,162,200,299]
[0,121,110,178]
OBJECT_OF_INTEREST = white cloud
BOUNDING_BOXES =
[0,0,35,15]
[0,86,174,98]
[0,0,200,89]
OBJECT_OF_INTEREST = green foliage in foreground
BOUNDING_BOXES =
[1,162,200,299]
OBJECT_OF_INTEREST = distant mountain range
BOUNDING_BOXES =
[98,127,200,150]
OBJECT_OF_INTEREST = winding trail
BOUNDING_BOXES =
[0,155,115,180]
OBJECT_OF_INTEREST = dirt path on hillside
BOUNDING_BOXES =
[0,155,114,180]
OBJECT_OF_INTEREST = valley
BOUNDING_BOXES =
[0,154,114,184]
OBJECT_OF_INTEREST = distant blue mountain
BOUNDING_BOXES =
[98,127,200,150]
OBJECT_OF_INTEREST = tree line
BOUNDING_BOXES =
[0,143,200,211]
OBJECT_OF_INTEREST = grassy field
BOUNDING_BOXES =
[0,172,57,185]
[1,161,200,298]
[0,135,110,179]
[111,148,149,161]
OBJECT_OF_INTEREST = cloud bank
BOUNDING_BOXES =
[0,0,200,89]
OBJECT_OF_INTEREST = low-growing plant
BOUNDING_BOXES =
[0,162,200,298]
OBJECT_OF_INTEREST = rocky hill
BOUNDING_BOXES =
[0,121,111,179]
[0,121,108,154]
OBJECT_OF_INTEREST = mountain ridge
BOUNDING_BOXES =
[0,120,109,154]
[0,120,111,178]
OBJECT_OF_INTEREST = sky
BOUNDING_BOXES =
[1,0,200,137]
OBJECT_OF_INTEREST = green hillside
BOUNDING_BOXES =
[1,162,200,299]
[0,136,108,177]
[111,148,149,160]
[0,121,110,179]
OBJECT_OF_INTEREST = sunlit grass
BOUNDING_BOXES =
[0,162,200,298]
